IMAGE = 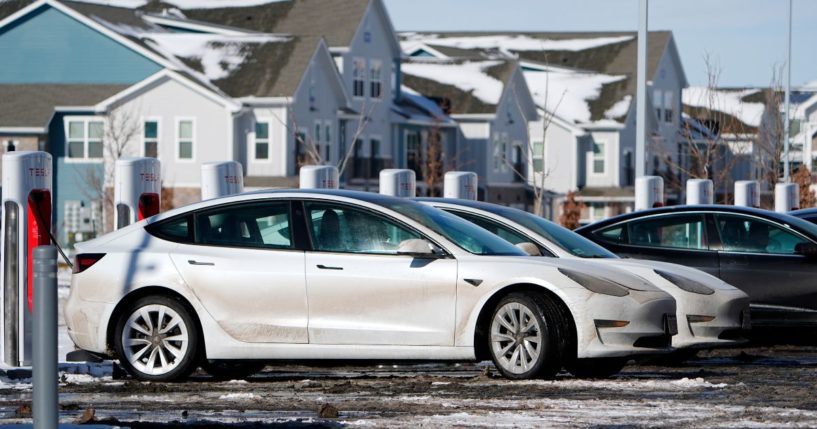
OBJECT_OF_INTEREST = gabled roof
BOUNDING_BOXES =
[399,31,682,124]
[0,83,130,129]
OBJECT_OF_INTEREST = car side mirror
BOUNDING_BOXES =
[397,239,439,258]
[515,242,542,256]
[795,242,817,259]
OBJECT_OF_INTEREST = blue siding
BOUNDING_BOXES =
[49,112,104,244]
[0,5,162,84]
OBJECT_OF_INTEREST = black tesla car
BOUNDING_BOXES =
[791,208,817,225]
[575,205,817,328]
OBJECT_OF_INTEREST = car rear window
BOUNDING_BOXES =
[146,215,192,243]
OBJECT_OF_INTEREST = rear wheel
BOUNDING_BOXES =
[566,357,627,379]
[488,293,562,379]
[114,295,200,382]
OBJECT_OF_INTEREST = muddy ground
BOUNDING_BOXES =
[2,344,817,428]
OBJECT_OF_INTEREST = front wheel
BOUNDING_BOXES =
[488,293,562,380]
[114,295,200,382]
[566,357,627,379]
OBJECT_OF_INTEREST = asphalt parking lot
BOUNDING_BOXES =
[2,344,817,428]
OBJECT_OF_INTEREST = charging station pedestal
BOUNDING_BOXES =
[1,151,52,368]
[635,176,664,210]
[114,157,161,230]
[734,180,760,208]
[687,179,714,205]
[202,161,243,200]
[380,169,416,198]
[775,183,799,213]
[443,171,478,200]
[300,165,339,189]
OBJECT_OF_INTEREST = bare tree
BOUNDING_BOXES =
[505,67,566,216]
[755,65,786,192]
[79,106,141,235]
[659,56,752,203]
[421,121,445,197]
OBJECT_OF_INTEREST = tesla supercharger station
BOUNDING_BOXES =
[686,179,714,205]
[114,157,161,230]
[734,180,760,208]
[775,183,799,213]
[379,169,416,198]
[635,176,664,210]
[1,151,52,368]
[443,171,478,200]
[300,165,339,189]
[202,161,244,200]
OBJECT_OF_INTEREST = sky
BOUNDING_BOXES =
[382,0,817,89]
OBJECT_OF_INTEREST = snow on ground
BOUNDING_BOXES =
[523,66,626,124]
[144,34,290,81]
[682,86,766,127]
[401,33,634,53]
[401,61,505,105]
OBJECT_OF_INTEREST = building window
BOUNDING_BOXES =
[588,202,605,222]
[177,119,194,160]
[324,121,332,162]
[369,60,382,98]
[353,58,366,97]
[532,140,545,173]
[501,137,508,172]
[492,135,502,172]
[66,118,104,161]
[255,121,269,160]
[592,141,605,174]
[653,90,663,121]
[370,138,381,178]
[143,120,159,158]
[5,140,16,152]
[664,90,674,123]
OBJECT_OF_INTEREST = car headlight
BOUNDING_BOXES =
[558,268,630,297]
[654,270,714,295]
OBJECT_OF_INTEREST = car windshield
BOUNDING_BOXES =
[776,212,817,239]
[492,206,618,258]
[377,200,527,256]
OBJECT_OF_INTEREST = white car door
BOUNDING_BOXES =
[169,200,309,343]
[302,201,458,346]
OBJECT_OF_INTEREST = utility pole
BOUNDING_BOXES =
[635,0,648,178]
[783,0,793,182]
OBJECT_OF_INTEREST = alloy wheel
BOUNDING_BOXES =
[490,302,543,374]
[121,304,190,376]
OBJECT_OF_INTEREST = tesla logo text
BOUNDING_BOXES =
[224,175,240,184]
[139,173,159,182]
[28,167,49,177]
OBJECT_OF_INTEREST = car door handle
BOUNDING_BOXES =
[188,260,215,266]
[316,264,343,270]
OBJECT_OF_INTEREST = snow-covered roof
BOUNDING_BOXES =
[401,60,505,106]
[522,65,627,124]
[67,0,287,8]
[682,87,766,128]
[401,33,634,56]
[144,33,290,81]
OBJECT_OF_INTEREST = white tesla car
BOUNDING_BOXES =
[419,198,750,351]
[66,190,676,381]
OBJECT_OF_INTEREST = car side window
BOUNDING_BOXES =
[195,202,292,249]
[715,214,808,255]
[595,225,626,244]
[625,214,708,250]
[304,202,421,254]
[148,215,192,243]
[447,211,528,245]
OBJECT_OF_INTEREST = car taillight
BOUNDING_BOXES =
[73,253,106,274]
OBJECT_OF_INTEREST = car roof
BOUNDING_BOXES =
[414,197,522,213]
[790,207,817,217]
[575,204,803,232]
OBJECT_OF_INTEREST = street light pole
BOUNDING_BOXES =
[783,0,793,182]
[635,0,648,178]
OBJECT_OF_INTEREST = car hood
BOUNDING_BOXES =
[589,258,741,292]
[470,255,664,293]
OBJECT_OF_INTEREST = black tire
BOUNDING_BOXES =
[566,357,627,379]
[114,295,201,382]
[487,293,563,380]
[203,361,266,381]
